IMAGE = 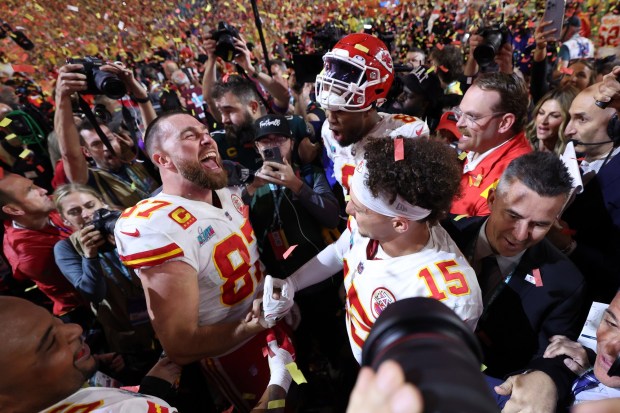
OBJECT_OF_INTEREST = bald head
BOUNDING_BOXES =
[565,82,618,159]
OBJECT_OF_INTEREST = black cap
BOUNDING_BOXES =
[254,114,292,141]
[564,16,581,28]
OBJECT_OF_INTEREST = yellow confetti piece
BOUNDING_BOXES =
[0,118,12,127]
[173,38,182,43]
[5,133,17,141]
[267,400,285,409]
[426,66,436,74]
[96,12,101,19]
[19,149,33,159]
[34,3,44,12]
[285,362,307,385]
[205,4,212,12]
[131,182,137,190]
[481,364,487,372]
[237,3,247,12]
[25,14,35,21]
[453,214,469,221]
[354,43,369,53]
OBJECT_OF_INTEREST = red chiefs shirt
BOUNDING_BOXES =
[451,132,532,217]
[3,211,85,315]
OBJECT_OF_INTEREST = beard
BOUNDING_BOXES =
[224,112,256,145]
[176,158,228,190]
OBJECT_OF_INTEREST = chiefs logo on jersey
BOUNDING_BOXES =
[231,194,245,215]
[370,287,395,318]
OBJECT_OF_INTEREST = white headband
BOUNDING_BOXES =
[350,161,431,221]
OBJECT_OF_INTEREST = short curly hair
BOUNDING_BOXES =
[363,137,461,224]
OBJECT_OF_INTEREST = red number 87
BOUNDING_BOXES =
[212,220,262,306]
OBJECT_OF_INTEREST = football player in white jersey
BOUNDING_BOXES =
[316,33,430,192]
[114,112,283,412]
[262,138,483,363]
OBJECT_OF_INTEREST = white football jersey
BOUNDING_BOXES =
[322,112,429,192]
[334,219,482,363]
[115,188,264,326]
[41,387,176,413]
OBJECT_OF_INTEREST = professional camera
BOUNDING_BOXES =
[91,208,122,237]
[362,297,498,413]
[473,25,511,67]
[211,22,241,62]
[67,57,127,99]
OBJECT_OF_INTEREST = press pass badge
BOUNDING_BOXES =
[267,228,289,260]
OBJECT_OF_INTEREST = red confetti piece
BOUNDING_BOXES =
[532,268,543,287]
[436,43,444,50]
[283,244,297,260]
[439,65,449,72]
[394,137,404,161]
[36,165,45,173]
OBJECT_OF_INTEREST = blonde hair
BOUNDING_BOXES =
[526,86,578,155]
[53,184,105,217]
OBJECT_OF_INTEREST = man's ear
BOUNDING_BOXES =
[487,188,496,211]
[392,216,409,233]
[81,146,91,158]
[152,152,174,171]
[2,203,23,217]
[497,113,516,134]
[249,100,260,116]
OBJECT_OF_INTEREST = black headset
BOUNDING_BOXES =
[608,112,620,146]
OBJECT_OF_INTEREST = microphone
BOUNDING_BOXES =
[568,139,615,146]
[223,160,255,186]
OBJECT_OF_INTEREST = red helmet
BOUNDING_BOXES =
[315,33,394,112]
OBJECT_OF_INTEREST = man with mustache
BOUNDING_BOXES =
[114,112,282,413]
[449,72,532,217]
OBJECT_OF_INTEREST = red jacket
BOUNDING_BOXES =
[3,212,85,315]
[451,132,532,217]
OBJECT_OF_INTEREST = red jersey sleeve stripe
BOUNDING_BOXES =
[120,243,184,268]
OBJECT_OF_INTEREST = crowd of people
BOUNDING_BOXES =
[1,0,620,412]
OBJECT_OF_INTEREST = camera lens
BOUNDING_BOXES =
[362,297,498,413]
[473,31,505,67]
[93,69,127,99]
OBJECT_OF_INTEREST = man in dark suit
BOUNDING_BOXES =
[444,152,586,413]
[548,75,620,304]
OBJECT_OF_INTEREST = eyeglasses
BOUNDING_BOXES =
[255,135,289,148]
[451,107,506,127]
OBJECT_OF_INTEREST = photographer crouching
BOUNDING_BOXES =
[53,183,160,385]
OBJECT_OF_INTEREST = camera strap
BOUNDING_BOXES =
[77,95,118,158]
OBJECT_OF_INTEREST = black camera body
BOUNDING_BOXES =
[362,297,498,413]
[67,57,127,99]
[91,208,122,237]
[473,25,512,67]
[211,22,241,62]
